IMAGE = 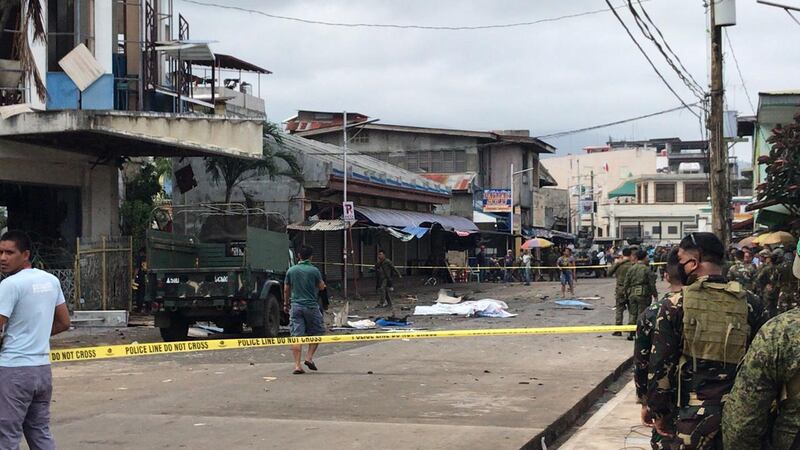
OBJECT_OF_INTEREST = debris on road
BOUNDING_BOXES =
[436,289,463,304]
[346,319,377,329]
[554,300,595,310]
[413,299,516,318]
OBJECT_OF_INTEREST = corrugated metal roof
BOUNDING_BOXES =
[539,163,557,187]
[287,220,346,231]
[420,172,476,192]
[278,133,451,196]
[356,206,478,232]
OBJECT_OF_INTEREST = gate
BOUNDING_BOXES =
[75,236,133,311]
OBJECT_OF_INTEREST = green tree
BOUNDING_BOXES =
[204,122,303,204]
[120,162,167,250]
[757,112,800,217]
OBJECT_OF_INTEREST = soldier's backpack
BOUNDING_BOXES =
[681,277,749,370]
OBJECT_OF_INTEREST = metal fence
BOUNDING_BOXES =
[75,236,133,311]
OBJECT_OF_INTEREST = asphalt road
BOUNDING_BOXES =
[44,276,652,450]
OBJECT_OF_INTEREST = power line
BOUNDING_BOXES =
[534,102,702,139]
[603,0,702,119]
[289,102,702,155]
[724,30,756,114]
[786,9,800,26]
[627,0,707,100]
[179,0,647,31]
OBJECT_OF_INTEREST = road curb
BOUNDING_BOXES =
[520,354,634,450]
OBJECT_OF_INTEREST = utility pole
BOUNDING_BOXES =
[509,163,514,251]
[590,170,595,239]
[342,111,348,300]
[576,160,582,237]
[709,1,731,245]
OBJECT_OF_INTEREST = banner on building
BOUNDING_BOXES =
[482,189,512,213]
[580,200,594,215]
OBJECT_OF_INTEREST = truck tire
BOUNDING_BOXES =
[160,319,189,342]
[253,294,281,338]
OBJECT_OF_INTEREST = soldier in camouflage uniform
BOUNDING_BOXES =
[755,249,780,318]
[608,247,634,335]
[726,249,757,292]
[722,307,800,449]
[646,233,768,450]
[635,248,681,450]
[775,248,800,313]
[624,249,658,340]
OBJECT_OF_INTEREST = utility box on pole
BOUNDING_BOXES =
[715,0,737,26]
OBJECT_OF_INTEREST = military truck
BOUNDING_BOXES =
[145,204,292,341]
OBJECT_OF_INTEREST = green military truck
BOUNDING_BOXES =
[145,204,292,341]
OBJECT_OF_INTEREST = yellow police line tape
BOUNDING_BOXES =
[50,325,637,363]
[323,262,666,270]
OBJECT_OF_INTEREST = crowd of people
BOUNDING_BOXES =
[607,232,800,450]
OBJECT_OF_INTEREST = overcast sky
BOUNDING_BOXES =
[177,0,800,162]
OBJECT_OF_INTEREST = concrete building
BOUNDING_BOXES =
[602,173,712,243]
[541,145,659,237]
[0,0,268,309]
[284,111,556,235]
[176,133,474,283]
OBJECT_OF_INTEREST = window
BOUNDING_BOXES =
[350,131,369,144]
[655,183,676,203]
[637,185,643,204]
[668,226,679,235]
[685,182,710,203]
[652,226,662,235]
[407,150,467,173]
[48,0,77,72]
[643,184,649,203]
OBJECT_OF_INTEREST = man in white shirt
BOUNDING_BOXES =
[0,231,71,450]
[522,250,532,286]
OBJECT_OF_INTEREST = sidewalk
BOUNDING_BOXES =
[559,380,655,450]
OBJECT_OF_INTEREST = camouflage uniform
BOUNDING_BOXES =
[624,262,658,325]
[775,259,800,313]
[726,261,756,292]
[722,308,800,449]
[635,294,675,450]
[755,262,780,318]
[609,259,633,325]
[646,276,768,450]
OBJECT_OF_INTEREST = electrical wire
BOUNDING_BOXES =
[534,102,702,139]
[178,0,647,31]
[626,0,707,101]
[786,9,800,26]
[723,30,756,115]
[291,102,702,155]
[181,0,649,31]
[603,0,702,120]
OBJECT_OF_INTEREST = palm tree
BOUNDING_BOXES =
[204,122,303,204]
[1,0,47,102]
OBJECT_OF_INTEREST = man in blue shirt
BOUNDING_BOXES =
[283,245,325,375]
[0,231,71,450]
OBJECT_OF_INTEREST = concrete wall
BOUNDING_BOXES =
[601,202,707,241]
[0,139,119,238]
[312,129,481,173]
[540,187,569,230]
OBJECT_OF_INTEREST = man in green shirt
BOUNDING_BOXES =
[283,245,326,375]
[375,250,401,308]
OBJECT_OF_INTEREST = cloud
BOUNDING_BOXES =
[177,0,800,161]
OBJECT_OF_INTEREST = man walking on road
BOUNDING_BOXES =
[723,238,800,449]
[375,250,401,308]
[623,249,658,340]
[0,231,71,450]
[635,248,682,450]
[557,248,576,298]
[647,233,768,449]
[609,247,633,335]
[283,245,326,375]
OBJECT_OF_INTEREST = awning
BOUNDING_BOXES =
[525,227,576,241]
[356,206,478,232]
[287,220,346,231]
[608,180,636,198]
